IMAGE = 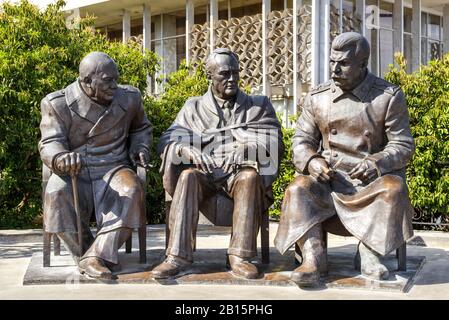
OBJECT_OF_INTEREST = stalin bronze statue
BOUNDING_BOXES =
[274,32,415,286]
[39,52,152,280]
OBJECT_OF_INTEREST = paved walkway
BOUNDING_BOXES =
[0,223,449,300]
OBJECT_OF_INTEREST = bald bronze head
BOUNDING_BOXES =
[78,52,119,106]
[330,32,370,91]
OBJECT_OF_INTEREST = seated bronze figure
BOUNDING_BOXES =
[154,48,284,279]
[39,52,152,280]
[274,32,415,286]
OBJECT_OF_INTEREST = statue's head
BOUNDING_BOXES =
[78,52,119,106]
[205,48,240,100]
[330,32,370,91]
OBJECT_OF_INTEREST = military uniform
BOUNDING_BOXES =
[274,72,415,256]
[39,80,152,264]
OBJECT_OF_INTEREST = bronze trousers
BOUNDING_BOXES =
[58,227,132,265]
[166,167,264,261]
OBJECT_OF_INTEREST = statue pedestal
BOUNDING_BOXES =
[23,244,424,292]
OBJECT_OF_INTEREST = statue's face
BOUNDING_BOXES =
[330,47,366,91]
[209,54,240,100]
[87,62,119,105]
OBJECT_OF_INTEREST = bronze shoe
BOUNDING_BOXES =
[104,260,122,273]
[151,255,192,279]
[227,254,259,279]
[355,242,389,280]
[78,257,114,280]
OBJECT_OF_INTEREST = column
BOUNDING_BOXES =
[355,0,365,36]
[411,0,421,71]
[322,0,330,82]
[210,0,218,51]
[262,0,271,96]
[143,3,151,52]
[186,0,194,64]
[311,0,320,86]
[293,0,301,114]
[443,4,449,55]
[122,9,131,44]
[393,0,403,55]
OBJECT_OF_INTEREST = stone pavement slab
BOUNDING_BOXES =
[1,223,449,300]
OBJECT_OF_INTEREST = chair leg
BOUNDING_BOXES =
[261,210,270,264]
[165,201,171,249]
[126,234,132,253]
[43,232,52,267]
[138,226,147,264]
[323,231,328,261]
[53,234,61,256]
[294,243,302,265]
[396,242,407,271]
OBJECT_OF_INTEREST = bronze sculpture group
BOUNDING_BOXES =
[39,32,415,287]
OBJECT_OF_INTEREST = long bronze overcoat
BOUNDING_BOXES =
[274,72,415,256]
[39,80,152,235]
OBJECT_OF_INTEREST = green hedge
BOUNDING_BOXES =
[385,53,449,228]
[143,63,209,224]
[0,0,157,228]
[2,1,448,229]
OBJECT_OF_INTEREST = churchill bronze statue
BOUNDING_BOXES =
[274,32,415,286]
[39,52,152,280]
[154,48,284,279]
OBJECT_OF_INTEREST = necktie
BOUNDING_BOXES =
[222,101,233,125]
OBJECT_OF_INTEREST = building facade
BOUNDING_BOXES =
[61,0,449,125]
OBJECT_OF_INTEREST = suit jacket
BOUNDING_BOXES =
[293,72,415,177]
[157,87,284,210]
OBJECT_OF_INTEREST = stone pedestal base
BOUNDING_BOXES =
[23,244,424,292]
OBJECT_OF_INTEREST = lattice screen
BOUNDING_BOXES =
[189,7,312,91]
[214,14,263,88]
[330,4,362,42]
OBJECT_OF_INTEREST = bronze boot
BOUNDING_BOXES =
[355,242,389,280]
[291,225,327,286]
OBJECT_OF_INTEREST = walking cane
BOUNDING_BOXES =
[70,173,83,257]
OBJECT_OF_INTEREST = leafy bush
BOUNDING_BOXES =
[385,53,449,229]
[0,0,157,228]
[270,124,295,219]
[144,62,209,223]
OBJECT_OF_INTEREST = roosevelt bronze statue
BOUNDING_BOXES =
[274,32,415,286]
[154,48,284,279]
[39,52,152,280]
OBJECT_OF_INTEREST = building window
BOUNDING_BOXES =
[403,6,413,73]
[421,12,443,65]
[365,0,394,77]
[151,9,187,93]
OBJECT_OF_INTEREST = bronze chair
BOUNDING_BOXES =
[294,215,407,271]
[164,190,270,264]
[42,165,147,267]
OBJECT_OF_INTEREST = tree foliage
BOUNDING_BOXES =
[385,53,449,227]
[143,62,209,223]
[0,0,157,228]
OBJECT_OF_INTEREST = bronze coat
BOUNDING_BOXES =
[39,80,152,234]
[157,88,284,210]
[274,73,415,256]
